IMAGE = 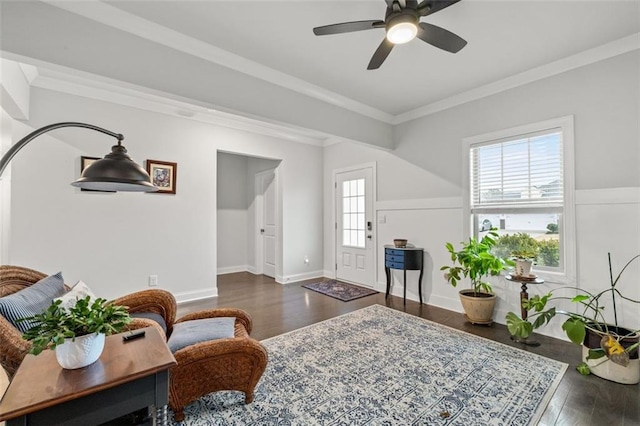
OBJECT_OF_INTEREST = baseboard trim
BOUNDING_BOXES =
[276,270,325,285]
[217,265,248,275]
[174,287,218,304]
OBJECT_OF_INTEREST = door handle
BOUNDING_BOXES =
[260,229,265,234]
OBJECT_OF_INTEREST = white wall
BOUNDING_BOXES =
[0,109,12,265]
[325,51,640,339]
[5,86,325,301]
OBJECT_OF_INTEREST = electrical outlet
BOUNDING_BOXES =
[148,275,158,287]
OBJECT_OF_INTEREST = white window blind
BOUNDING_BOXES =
[470,129,563,209]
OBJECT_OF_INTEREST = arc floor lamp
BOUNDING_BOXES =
[0,122,157,192]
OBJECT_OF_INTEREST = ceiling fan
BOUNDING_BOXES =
[313,0,467,70]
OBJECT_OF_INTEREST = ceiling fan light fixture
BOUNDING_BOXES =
[385,14,418,44]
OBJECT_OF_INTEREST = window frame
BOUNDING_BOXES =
[462,116,576,284]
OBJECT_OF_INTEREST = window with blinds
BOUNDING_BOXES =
[470,130,563,208]
[467,124,570,275]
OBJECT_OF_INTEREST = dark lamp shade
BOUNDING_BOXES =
[71,144,158,192]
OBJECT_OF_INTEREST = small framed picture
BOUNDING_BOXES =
[81,156,100,172]
[146,160,177,194]
[80,156,114,192]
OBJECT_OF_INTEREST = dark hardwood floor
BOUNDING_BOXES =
[178,272,639,426]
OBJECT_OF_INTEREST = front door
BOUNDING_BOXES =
[335,167,374,287]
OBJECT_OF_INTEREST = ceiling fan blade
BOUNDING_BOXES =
[417,22,467,53]
[417,0,462,17]
[367,38,394,70]
[313,20,385,36]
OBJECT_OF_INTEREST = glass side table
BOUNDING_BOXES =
[505,273,545,346]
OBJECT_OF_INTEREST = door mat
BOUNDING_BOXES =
[302,279,377,302]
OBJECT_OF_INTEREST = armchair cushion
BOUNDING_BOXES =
[0,272,66,333]
[167,317,235,353]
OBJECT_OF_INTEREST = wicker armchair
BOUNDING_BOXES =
[0,265,165,379]
[0,266,268,422]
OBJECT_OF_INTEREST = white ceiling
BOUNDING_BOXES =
[97,0,640,117]
[1,0,639,144]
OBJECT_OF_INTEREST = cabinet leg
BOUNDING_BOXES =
[418,266,424,305]
[403,269,407,305]
[385,267,391,298]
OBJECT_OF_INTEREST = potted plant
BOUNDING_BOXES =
[506,253,640,384]
[19,296,131,369]
[441,230,514,324]
[511,249,538,277]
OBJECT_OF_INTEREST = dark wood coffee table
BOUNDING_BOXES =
[0,326,176,426]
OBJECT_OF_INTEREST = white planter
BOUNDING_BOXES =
[582,326,640,384]
[514,260,532,277]
[55,332,105,369]
[582,346,640,384]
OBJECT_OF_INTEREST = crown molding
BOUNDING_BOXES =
[25,60,331,147]
[394,32,640,124]
[43,0,395,125]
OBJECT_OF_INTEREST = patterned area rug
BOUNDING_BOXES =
[171,305,567,425]
[302,279,378,301]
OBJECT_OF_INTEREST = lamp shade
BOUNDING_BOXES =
[0,122,157,193]
[71,143,157,192]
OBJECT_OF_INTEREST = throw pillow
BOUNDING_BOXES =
[167,317,236,353]
[54,280,97,310]
[0,272,67,333]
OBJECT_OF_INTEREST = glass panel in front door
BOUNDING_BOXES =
[342,178,365,248]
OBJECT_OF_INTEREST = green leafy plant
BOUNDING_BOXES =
[441,230,514,295]
[492,233,539,260]
[506,253,640,375]
[511,249,538,262]
[546,223,559,234]
[19,296,131,355]
[537,239,560,267]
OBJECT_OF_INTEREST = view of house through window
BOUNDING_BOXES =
[342,178,366,248]
[470,128,565,273]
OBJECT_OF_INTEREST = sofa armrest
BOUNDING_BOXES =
[113,289,177,335]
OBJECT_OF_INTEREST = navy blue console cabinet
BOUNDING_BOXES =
[384,245,424,305]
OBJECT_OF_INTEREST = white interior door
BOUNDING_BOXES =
[257,170,277,278]
[335,167,374,287]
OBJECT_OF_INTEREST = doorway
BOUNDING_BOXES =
[216,152,280,278]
